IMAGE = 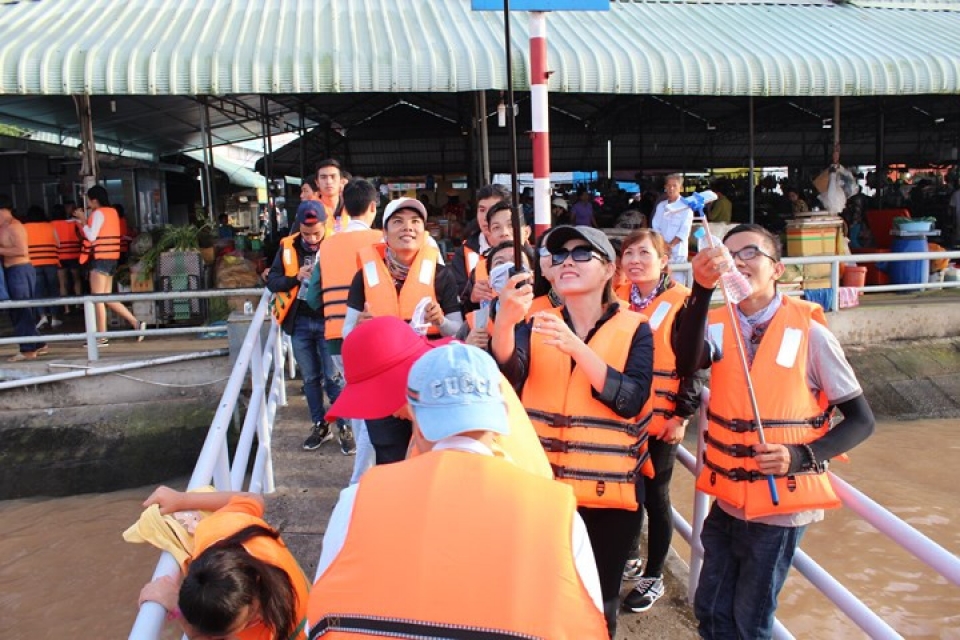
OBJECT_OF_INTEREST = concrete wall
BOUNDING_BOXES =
[828,299,960,346]
[0,356,230,499]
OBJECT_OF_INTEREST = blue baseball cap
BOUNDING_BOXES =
[406,344,509,442]
[295,200,328,227]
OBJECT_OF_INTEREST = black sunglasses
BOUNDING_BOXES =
[551,245,605,266]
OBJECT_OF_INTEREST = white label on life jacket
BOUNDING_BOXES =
[467,251,479,272]
[776,327,803,369]
[708,323,725,353]
[648,301,672,332]
[419,259,436,285]
[363,260,379,287]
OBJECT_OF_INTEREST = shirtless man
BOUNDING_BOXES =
[0,195,46,360]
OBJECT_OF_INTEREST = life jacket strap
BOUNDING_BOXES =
[707,409,831,433]
[704,431,756,458]
[539,433,648,458]
[550,450,650,484]
[702,455,825,482]
[527,409,648,437]
[652,368,679,380]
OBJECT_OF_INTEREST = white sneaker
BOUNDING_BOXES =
[36,315,49,330]
[50,318,63,329]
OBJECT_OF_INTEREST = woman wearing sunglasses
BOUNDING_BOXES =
[615,229,704,613]
[138,486,309,640]
[493,224,654,638]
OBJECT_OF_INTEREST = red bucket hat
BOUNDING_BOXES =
[326,317,444,421]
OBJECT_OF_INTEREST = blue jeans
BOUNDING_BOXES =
[6,264,44,353]
[694,502,806,640]
[291,314,342,425]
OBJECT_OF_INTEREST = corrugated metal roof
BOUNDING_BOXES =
[1,0,958,96]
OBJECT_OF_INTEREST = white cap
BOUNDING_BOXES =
[383,197,428,227]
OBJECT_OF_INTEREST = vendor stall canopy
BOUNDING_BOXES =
[1,0,959,97]
[0,0,958,165]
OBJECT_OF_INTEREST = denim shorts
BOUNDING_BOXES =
[91,258,118,276]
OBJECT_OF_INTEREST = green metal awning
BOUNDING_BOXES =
[1,0,959,98]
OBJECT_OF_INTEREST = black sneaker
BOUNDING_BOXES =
[302,422,333,451]
[336,421,356,456]
[623,576,665,613]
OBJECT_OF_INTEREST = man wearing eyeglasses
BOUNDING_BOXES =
[674,223,875,640]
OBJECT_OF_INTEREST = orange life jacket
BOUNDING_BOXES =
[522,307,655,510]
[268,234,302,327]
[308,450,607,639]
[118,216,130,254]
[324,205,351,236]
[79,206,121,264]
[696,295,839,520]
[528,292,561,317]
[357,243,441,336]
[319,228,383,340]
[24,221,59,268]
[464,244,482,277]
[616,283,691,437]
[52,219,82,261]
[193,504,309,640]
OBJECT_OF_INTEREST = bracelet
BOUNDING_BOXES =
[799,444,825,473]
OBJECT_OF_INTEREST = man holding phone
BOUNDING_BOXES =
[267,201,355,455]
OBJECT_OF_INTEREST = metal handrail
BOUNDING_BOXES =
[0,287,263,361]
[672,388,960,639]
[127,291,291,640]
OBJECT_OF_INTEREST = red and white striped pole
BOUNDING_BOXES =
[529,11,551,239]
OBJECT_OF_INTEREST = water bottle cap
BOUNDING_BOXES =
[693,227,706,239]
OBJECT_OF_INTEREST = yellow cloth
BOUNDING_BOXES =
[122,486,216,567]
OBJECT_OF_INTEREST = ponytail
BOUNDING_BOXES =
[180,525,298,640]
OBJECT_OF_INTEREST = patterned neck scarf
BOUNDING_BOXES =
[385,247,411,284]
[736,293,782,366]
[629,273,670,312]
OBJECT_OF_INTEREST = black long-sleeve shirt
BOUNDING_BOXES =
[499,303,653,420]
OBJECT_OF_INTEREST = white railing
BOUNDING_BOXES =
[668,249,960,311]
[0,287,263,361]
[127,292,291,640]
[672,388,960,640]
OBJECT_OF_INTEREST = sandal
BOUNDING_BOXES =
[35,346,49,356]
[8,352,38,362]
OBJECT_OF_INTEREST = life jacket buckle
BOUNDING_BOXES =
[550,414,573,428]
[596,480,606,496]
[728,443,756,458]
[728,419,755,433]
[542,438,569,453]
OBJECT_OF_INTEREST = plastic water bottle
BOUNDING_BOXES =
[243,300,254,315]
[666,190,718,215]
[694,227,752,303]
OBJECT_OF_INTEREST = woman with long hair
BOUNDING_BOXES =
[138,487,308,640]
[616,229,704,613]
[492,225,654,638]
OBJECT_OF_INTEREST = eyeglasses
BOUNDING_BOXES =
[551,245,605,266]
[728,245,776,263]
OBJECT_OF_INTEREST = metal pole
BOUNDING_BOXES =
[204,98,217,220]
[749,96,756,224]
[503,0,522,269]
[479,90,491,185]
[529,11,551,241]
[260,95,276,240]
[833,96,841,165]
